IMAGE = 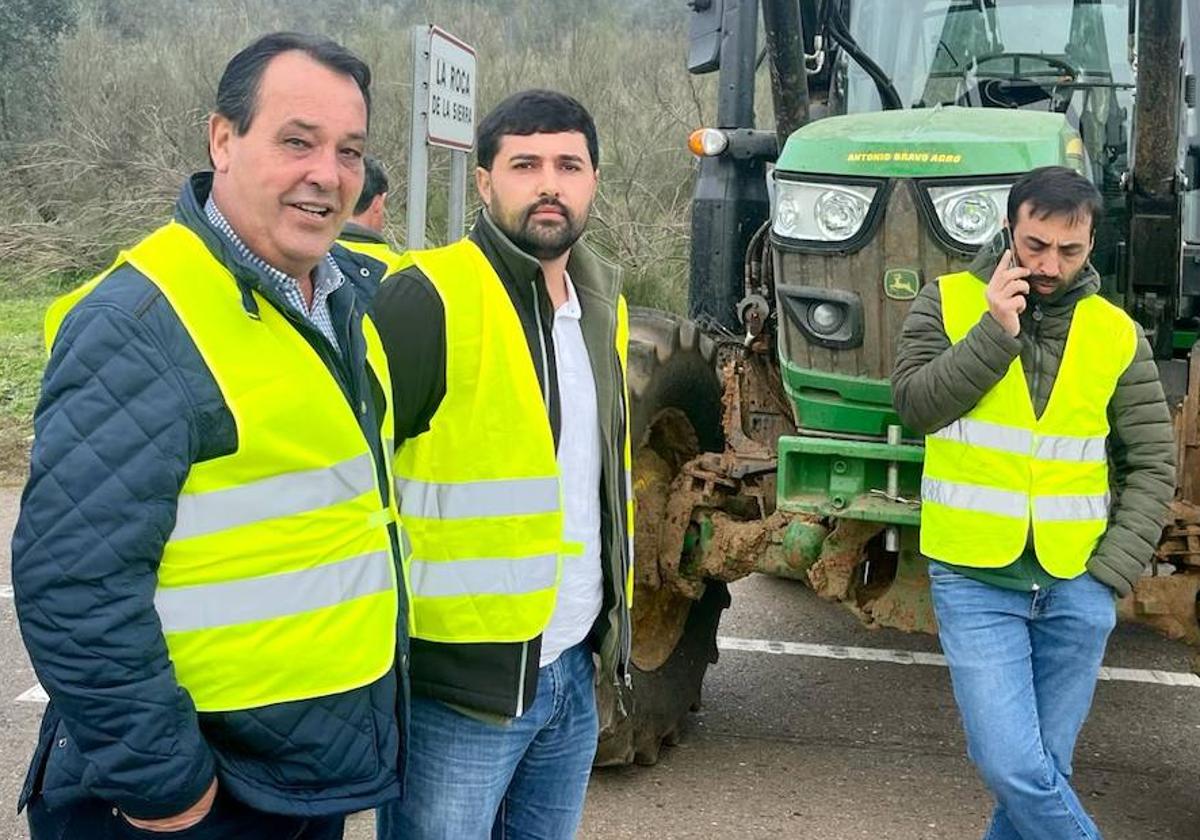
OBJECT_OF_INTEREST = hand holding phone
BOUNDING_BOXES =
[986,226,1031,337]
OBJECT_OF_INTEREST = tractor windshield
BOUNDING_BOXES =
[844,0,1134,113]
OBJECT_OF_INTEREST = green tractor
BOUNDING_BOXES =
[596,0,1200,766]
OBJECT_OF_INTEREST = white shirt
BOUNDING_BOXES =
[539,274,604,667]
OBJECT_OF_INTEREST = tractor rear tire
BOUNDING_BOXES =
[594,308,728,766]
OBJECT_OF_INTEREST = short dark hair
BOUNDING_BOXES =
[476,89,598,170]
[216,32,371,135]
[354,156,389,215]
[1007,165,1103,232]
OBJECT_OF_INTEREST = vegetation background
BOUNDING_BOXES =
[0,0,752,479]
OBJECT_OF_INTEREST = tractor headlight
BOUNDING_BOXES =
[774,180,878,242]
[808,301,846,335]
[928,184,1011,247]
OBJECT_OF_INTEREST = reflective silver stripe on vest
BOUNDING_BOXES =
[172,453,377,540]
[931,418,1032,455]
[395,476,560,520]
[155,550,393,632]
[409,554,558,597]
[932,420,1107,464]
[1033,494,1110,522]
[1034,436,1107,463]
[921,477,1027,519]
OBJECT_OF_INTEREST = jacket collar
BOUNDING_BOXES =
[339,221,389,245]
[175,172,241,270]
[175,172,289,299]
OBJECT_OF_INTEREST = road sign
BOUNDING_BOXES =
[408,25,477,249]
[426,26,477,151]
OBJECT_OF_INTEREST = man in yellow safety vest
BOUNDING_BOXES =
[893,166,1175,840]
[338,155,409,278]
[14,33,407,839]
[371,89,633,840]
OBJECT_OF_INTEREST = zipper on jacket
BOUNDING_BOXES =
[1029,303,1044,414]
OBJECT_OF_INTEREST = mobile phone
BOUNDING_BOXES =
[999,226,1015,267]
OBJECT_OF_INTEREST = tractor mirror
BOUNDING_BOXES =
[687,0,725,74]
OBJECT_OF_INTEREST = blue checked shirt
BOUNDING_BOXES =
[205,198,344,353]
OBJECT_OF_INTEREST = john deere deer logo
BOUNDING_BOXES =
[884,269,921,301]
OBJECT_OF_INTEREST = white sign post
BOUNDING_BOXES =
[406,25,478,250]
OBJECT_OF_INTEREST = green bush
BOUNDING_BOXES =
[0,294,53,481]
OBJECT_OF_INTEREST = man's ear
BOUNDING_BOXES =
[209,113,234,173]
[366,193,387,231]
[475,166,492,207]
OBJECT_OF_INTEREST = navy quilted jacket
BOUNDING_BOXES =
[12,174,408,820]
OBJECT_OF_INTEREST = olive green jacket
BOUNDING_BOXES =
[891,245,1175,595]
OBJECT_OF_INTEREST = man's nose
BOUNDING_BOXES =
[536,167,561,197]
[1035,254,1062,278]
[306,146,340,192]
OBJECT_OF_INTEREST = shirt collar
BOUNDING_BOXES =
[556,271,582,321]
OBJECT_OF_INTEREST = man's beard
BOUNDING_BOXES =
[494,197,588,260]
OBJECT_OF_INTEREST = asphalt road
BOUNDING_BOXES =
[1,484,1197,839]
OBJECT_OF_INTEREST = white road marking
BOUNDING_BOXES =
[0,585,12,599]
[12,640,1199,706]
[15,683,47,704]
[717,636,1200,689]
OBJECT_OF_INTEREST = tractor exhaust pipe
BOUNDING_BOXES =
[762,0,811,148]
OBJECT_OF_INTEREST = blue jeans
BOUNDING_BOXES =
[929,561,1116,840]
[377,641,598,840]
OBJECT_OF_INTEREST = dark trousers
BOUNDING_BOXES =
[28,789,346,840]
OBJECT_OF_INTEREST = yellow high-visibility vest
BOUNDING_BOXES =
[337,237,413,278]
[394,238,633,643]
[45,222,401,712]
[920,270,1137,577]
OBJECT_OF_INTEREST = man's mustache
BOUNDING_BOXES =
[523,198,571,223]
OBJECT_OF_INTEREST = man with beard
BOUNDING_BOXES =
[371,89,633,839]
[892,166,1174,839]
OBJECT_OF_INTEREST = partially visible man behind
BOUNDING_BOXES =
[13,32,407,839]
[892,166,1174,839]
[338,154,409,276]
[343,154,390,239]
[372,90,633,839]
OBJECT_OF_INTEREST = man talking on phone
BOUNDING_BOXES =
[891,166,1174,840]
